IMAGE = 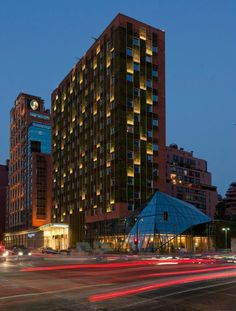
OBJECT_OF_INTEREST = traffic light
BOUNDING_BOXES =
[134,237,138,245]
[163,211,169,221]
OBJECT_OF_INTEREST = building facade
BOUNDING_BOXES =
[0,162,8,241]
[52,14,166,245]
[6,93,52,246]
[225,182,236,220]
[166,144,218,218]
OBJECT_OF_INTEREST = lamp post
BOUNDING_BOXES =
[222,227,230,250]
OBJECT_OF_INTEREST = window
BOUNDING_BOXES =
[152,94,158,102]
[134,139,140,148]
[107,117,111,125]
[147,155,153,162]
[127,73,133,82]
[127,177,134,185]
[128,203,134,211]
[152,46,158,53]
[152,119,158,127]
[127,48,133,57]
[153,168,158,177]
[127,100,133,108]
[134,88,140,97]
[147,180,152,187]
[146,79,152,88]
[134,165,140,174]
[134,191,140,199]
[111,127,115,135]
[146,55,152,63]
[134,62,140,71]
[111,101,115,110]
[134,113,140,122]
[152,69,158,78]
[127,125,134,133]
[147,105,153,113]
[153,144,158,152]
[147,130,152,138]
[110,152,115,160]
[127,151,133,159]
[133,37,140,46]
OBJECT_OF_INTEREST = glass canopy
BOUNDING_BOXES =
[128,191,212,251]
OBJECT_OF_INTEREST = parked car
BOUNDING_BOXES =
[42,247,59,254]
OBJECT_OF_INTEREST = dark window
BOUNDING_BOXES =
[31,141,41,153]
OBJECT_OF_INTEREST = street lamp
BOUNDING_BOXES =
[222,227,230,250]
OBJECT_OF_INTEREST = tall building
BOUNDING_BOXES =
[52,14,166,245]
[225,182,236,220]
[166,144,218,218]
[0,162,8,241]
[6,93,52,245]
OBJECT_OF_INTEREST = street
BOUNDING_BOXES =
[0,256,236,310]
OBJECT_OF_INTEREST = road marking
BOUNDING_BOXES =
[0,283,112,301]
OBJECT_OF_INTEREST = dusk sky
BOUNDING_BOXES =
[0,0,235,196]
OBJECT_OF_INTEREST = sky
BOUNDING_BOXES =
[0,0,235,196]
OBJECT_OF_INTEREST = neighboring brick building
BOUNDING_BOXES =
[5,93,52,246]
[0,162,8,241]
[166,144,218,218]
[51,14,166,245]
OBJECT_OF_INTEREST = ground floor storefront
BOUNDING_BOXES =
[4,223,69,250]
[93,233,213,253]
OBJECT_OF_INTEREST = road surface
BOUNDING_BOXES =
[0,257,236,310]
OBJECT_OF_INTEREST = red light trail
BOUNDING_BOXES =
[89,270,236,302]
[20,259,215,272]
